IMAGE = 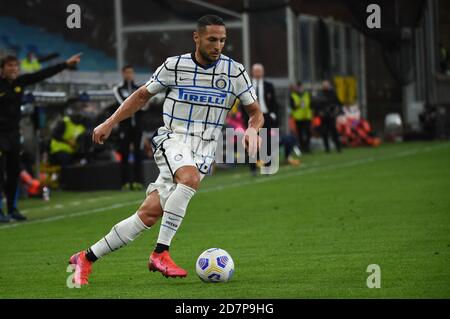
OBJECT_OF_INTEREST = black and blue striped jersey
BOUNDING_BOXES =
[146,52,256,139]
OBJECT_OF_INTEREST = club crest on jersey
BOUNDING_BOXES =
[215,78,227,90]
[178,88,226,106]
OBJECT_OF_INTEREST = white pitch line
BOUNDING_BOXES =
[0,200,143,230]
[21,196,114,214]
[69,201,81,206]
[0,144,448,230]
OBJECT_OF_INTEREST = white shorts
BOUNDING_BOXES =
[146,128,216,208]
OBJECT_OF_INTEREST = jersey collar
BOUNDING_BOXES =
[190,52,220,70]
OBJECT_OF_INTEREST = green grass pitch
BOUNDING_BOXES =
[0,141,449,298]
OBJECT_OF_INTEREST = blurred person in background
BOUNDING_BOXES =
[244,63,279,175]
[113,65,144,191]
[49,112,90,166]
[20,51,41,73]
[139,94,165,160]
[314,80,343,153]
[419,103,438,140]
[290,81,312,153]
[336,104,381,147]
[280,119,302,167]
[0,53,81,223]
[438,42,448,74]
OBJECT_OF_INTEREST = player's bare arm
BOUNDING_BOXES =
[242,101,264,157]
[92,86,154,144]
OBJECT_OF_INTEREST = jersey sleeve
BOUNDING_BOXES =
[145,59,174,94]
[234,65,256,106]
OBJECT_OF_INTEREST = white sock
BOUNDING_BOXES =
[156,183,196,247]
[90,212,149,259]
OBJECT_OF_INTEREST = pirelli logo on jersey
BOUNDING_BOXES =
[178,88,227,106]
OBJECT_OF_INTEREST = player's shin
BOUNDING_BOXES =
[86,212,149,261]
[155,183,196,251]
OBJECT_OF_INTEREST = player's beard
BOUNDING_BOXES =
[199,47,219,64]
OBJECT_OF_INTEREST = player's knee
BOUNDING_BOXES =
[175,167,200,190]
[137,207,161,226]
[178,177,200,191]
[137,198,163,226]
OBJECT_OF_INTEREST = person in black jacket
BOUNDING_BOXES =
[0,53,81,222]
[243,63,279,174]
[314,80,343,153]
[113,65,144,190]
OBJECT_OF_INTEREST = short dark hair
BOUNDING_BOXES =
[122,64,133,72]
[197,14,225,31]
[1,55,18,68]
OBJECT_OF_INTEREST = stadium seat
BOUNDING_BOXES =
[0,16,116,71]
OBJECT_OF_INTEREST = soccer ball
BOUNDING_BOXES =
[196,248,234,283]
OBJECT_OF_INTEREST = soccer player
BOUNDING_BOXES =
[69,14,264,285]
